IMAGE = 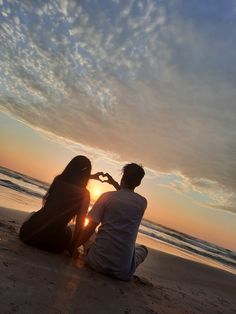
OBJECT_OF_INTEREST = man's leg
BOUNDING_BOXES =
[135,245,148,268]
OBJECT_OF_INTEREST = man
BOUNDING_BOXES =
[75,163,148,281]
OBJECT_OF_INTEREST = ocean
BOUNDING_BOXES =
[1,166,236,275]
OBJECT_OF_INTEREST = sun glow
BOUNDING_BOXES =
[84,218,89,227]
[93,188,101,197]
[90,183,103,200]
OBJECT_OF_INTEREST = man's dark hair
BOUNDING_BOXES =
[122,163,145,189]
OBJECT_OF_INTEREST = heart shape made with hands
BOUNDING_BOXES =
[95,172,110,183]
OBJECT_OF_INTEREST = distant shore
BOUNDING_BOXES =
[1,206,236,313]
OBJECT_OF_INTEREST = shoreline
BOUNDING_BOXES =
[137,233,236,276]
[1,206,236,313]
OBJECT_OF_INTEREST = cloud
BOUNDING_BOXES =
[0,0,236,213]
[190,178,236,214]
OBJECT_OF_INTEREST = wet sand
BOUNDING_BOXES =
[1,206,236,314]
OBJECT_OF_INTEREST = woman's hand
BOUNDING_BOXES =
[72,248,80,259]
[68,241,76,257]
[90,172,104,182]
[68,243,80,259]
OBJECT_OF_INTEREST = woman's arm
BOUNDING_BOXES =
[74,220,98,249]
[69,191,90,256]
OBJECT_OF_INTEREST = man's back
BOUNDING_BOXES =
[86,189,147,280]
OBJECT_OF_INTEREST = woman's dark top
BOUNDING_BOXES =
[19,178,88,253]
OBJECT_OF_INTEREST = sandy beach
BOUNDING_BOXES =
[1,206,236,314]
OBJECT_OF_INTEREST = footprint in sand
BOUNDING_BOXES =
[133,275,154,288]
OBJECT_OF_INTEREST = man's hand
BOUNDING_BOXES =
[102,172,115,184]
[102,173,120,190]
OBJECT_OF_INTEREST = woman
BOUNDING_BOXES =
[19,155,95,254]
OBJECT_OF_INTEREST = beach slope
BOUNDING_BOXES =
[1,207,236,314]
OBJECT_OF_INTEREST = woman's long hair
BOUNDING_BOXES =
[59,155,91,186]
[43,156,91,205]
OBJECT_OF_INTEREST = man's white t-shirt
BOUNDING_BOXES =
[86,189,147,281]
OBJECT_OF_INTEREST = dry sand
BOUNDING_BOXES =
[1,206,236,314]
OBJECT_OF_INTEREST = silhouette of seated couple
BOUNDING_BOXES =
[19,156,148,281]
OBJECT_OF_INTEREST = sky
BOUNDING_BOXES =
[0,0,236,251]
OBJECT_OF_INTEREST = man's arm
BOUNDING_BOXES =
[103,173,120,190]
